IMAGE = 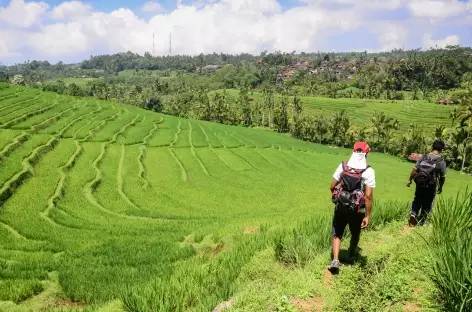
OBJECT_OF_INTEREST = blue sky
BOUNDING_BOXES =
[0,0,471,65]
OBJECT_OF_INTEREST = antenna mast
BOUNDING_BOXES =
[169,32,172,56]
[153,33,155,56]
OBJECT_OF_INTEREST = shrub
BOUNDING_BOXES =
[427,190,472,312]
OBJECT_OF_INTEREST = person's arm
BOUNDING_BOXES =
[362,186,373,229]
[330,178,339,193]
[407,167,417,187]
[361,168,375,229]
[437,160,447,194]
[437,176,446,193]
[331,164,343,193]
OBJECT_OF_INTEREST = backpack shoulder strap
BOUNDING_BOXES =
[342,161,349,172]
[360,165,371,174]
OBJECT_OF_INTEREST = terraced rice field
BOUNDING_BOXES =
[216,89,454,133]
[0,83,469,311]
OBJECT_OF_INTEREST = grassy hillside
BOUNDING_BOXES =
[214,89,454,133]
[0,83,469,311]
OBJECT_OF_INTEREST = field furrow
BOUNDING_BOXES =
[84,117,165,221]
[76,111,120,141]
[189,121,209,148]
[0,135,50,188]
[0,98,44,119]
[0,132,29,160]
[0,92,40,112]
[41,140,83,226]
[91,111,139,142]
[147,116,178,147]
[169,148,189,182]
[170,119,182,148]
[117,144,141,209]
[27,106,77,132]
[230,148,264,173]
[0,102,59,129]
[200,124,224,147]
[0,221,28,240]
[137,120,159,188]
[0,136,58,216]
[189,121,209,176]
[56,104,102,137]
[0,87,24,101]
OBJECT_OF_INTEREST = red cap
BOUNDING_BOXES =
[353,142,370,154]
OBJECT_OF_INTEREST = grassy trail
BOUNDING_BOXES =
[228,221,437,312]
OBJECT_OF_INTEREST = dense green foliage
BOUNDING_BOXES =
[428,191,472,312]
[4,46,471,171]
[0,84,470,311]
[1,46,472,311]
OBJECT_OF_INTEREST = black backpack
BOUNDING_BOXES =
[414,155,441,187]
[332,162,369,212]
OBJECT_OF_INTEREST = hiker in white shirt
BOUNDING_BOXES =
[328,142,376,274]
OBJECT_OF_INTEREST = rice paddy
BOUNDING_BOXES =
[216,89,454,133]
[0,83,469,311]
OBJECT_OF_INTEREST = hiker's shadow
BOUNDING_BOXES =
[337,248,368,268]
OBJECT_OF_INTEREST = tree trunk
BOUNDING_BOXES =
[461,147,467,171]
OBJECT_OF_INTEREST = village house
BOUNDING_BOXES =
[196,65,220,73]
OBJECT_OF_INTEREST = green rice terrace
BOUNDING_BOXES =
[0,83,470,311]
[214,89,454,132]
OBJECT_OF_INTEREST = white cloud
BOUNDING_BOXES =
[0,0,48,28]
[301,0,408,10]
[142,1,166,13]
[28,22,90,57]
[423,34,460,48]
[0,0,471,63]
[50,1,92,20]
[408,0,468,19]
[374,23,409,51]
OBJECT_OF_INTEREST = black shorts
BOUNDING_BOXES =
[331,206,364,239]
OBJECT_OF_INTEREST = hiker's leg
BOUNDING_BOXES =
[331,209,347,261]
[410,187,424,226]
[348,212,363,255]
[419,187,436,225]
[410,187,422,218]
[332,237,341,261]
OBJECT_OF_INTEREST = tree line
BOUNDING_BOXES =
[33,71,472,172]
[3,46,471,171]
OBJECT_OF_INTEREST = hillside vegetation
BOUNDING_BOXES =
[0,83,470,311]
[212,89,453,132]
[5,47,471,172]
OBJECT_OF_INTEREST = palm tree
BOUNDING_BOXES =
[382,118,400,153]
[290,95,303,122]
[453,126,472,171]
[371,111,385,147]
[434,125,447,140]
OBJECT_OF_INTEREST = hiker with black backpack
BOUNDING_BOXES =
[328,142,376,274]
[407,140,447,226]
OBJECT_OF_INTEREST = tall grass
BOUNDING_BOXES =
[274,200,409,266]
[428,190,472,312]
[122,231,270,312]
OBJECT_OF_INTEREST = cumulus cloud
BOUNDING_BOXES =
[424,34,460,48]
[0,0,48,28]
[142,1,166,13]
[0,0,471,64]
[408,0,469,19]
[50,1,92,20]
[374,23,409,51]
